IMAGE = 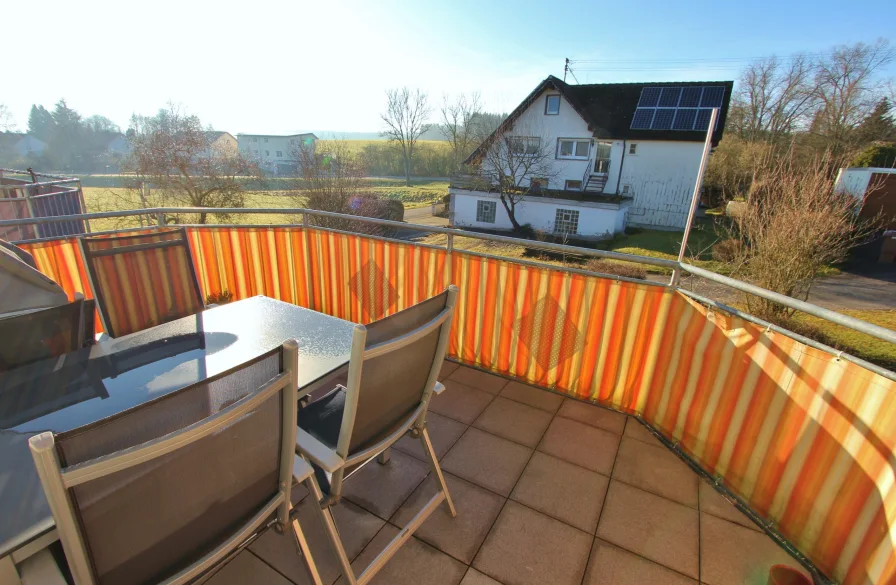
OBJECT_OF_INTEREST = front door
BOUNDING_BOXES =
[593,142,612,174]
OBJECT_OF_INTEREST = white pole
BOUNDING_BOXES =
[670,107,719,287]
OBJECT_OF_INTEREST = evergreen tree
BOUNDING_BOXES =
[857,98,896,143]
[27,105,55,141]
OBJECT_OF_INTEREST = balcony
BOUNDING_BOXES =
[4,206,896,585]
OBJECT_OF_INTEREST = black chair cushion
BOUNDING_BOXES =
[298,386,346,495]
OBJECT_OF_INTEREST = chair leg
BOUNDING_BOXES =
[419,427,456,517]
[304,477,358,585]
[291,519,324,585]
[377,448,391,465]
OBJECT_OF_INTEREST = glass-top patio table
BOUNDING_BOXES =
[0,296,355,562]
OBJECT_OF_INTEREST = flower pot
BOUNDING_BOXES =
[768,565,813,585]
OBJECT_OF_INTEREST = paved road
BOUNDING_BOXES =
[404,205,449,226]
[650,265,896,311]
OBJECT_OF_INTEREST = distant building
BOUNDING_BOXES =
[0,134,47,158]
[236,133,317,175]
[205,131,238,156]
[451,75,733,234]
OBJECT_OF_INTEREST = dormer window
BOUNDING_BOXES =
[545,95,560,115]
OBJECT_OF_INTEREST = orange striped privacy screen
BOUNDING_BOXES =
[19,226,896,585]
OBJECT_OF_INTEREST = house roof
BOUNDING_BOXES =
[466,75,734,163]
[205,131,236,142]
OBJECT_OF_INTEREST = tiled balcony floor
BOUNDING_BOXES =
[206,363,807,585]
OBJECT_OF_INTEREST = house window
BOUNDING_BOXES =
[554,208,579,235]
[476,200,497,223]
[264,138,269,143]
[530,177,549,190]
[545,95,560,115]
[265,150,270,156]
[622,184,632,194]
[628,144,638,155]
[252,137,258,143]
[594,142,612,173]
[564,180,582,191]
[507,136,541,155]
[276,150,283,157]
[557,139,590,160]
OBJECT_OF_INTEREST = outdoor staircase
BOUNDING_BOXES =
[584,174,608,194]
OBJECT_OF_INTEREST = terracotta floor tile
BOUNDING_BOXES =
[447,367,509,395]
[612,437,698,507]
[460,568,503,585]
[429,380,496,424]
[347,525,467,585]
[391,473,505,564]
[498,381,564,413]
[701,513,806,585]
[472,397,553,448]
[557,399,627,434]
[440,427,532,496]
[538,417,619,475]
[511,451,609,534]
[342,449,430,520]
[596,481,699,579]
[473,501,592,585]
[583,539,697,585]
[203,551,294,585]
[394,412,467,461]
[251,498,384,585]
[622,418,664,447]
[440,361,460,380]
[698,481,762,531]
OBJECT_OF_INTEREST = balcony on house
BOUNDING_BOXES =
[2,204,895,585]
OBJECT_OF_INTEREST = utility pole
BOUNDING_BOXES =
[563,58,569,82]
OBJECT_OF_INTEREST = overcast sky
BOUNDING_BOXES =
[4,0,894,136]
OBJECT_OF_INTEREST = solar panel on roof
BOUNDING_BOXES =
[659,87,682,108]
[701,87,725,107]
[631,86,726,131]
[651,109,675,130]
[673,109,698,130]
[631,108,655,129]
[679,87,703,107]
[694,109,714,131]
[638,87,662,107]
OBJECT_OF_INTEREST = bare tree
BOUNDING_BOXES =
[812,39,895,158]
[728,55,818,143]
[125,104,262,224]
[722,150,880,322]
[381,88,431,186]
[439,92,483,171]
[472,123,559,232]
[0,104,15,132]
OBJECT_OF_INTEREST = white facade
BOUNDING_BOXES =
[463,86,709,231]
[451,191,628,239]
[237,134,316,175]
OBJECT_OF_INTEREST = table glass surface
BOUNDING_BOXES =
[0,296,355,557]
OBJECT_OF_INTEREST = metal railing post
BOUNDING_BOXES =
[156,212,166,227]
[671,107,719,287]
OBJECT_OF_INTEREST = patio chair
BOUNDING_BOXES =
[296,285,459,585]
[0,294,95,372]
[79,228,205,338]
[29,340,326,585]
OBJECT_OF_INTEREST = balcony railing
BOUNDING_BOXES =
[0,169,87,240]
[3,207,895,585]
[448,174,629,203]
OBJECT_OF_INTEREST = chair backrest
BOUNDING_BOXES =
[79,228,204,338]
[0,297,95,372]
[336,286,458,464]
[29,341,300,585]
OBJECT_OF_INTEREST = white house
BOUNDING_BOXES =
[237,133,317,175]
[451,76,733,236]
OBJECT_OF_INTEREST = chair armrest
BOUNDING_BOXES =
[296,428,345,473]
[293,454,314,483]
[433,381,446,395]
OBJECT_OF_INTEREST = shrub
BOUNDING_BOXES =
[851,142,896,168]
[206,290,234,305]
[711,238,744,263]
[586,259,647,280]
[624,226,644,235]
[515,223,537,239]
